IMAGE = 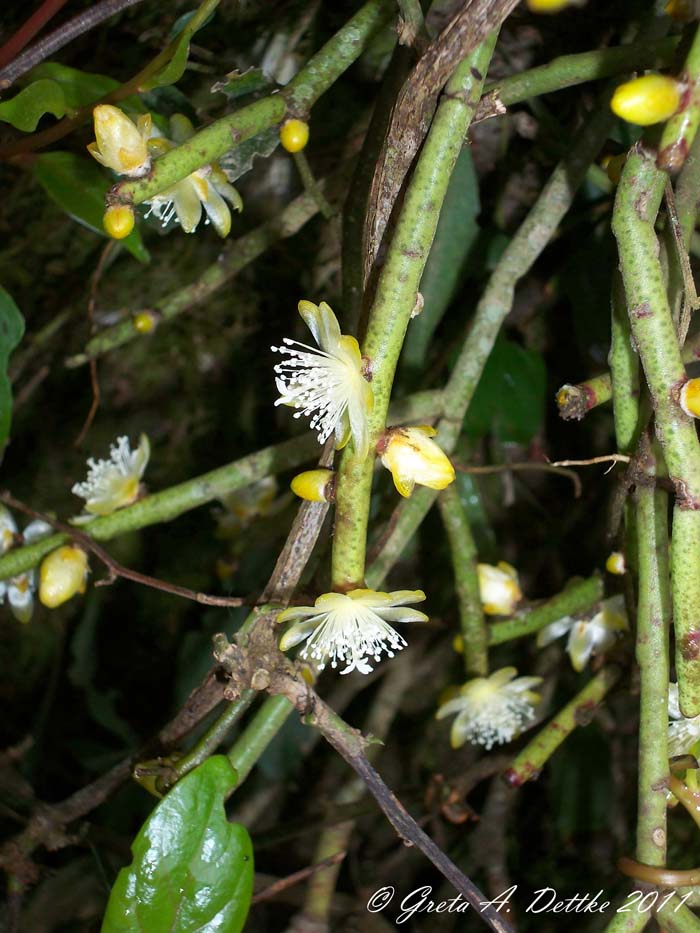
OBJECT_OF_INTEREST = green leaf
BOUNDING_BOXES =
[0,79,67,131]
[102,756,253,933]
[27,62,145,113]
[402,147,480,371]
[462,337,546,444]
[147,5,217,89]
[33,152,149,264]
[0,288,25,449]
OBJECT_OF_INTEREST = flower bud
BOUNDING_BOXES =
[478,562,522,616]
[601,153,626,185]
[527,0,572,12]
[290,469,335,502]
[680,378,700,418]
[88,105,152,176]
[103,205,135,240]
[605,551,626,575]
[611,74,681,127]
[133,311,158,335]
[39,546,89,608]
[378,426,455,498]
[280,119,310,153]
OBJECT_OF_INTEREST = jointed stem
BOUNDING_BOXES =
[331,33,498,589]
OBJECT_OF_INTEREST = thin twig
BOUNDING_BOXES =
[0,491,248,607]
[0,0,146,90]
[0,0,69,69]
[548,454,631,467]
[267,671,514,933]
[251,851,347,905]
[454,461,582,498]
[75,240,115,447]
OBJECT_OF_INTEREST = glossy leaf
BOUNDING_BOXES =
[0,79,67,131]
[34,152,149,264]
[463,337,546,444]
[0,288,25,448]
[102,756,253,933]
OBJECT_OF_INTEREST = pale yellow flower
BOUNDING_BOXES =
[144,115,242,237]
[88,105,152,176]
[72,434,150,516]
[436,667,542,750]
[278,588,427,674]
[537,595,627,672]
[478,562,522,616]
[39,546,89,609]
[379,426,455,498]
[668,682,700,758]
[272,301,373,459]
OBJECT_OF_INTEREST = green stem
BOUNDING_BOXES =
[113,0,393,207]
[292,151,334,220]
[555,330,700,420]
[658,24,700,174]
[602,903,649,933]
[0,390,442,581]
[610,272,641,454]
[165,692,254,787]
[475,37,679,123]
[331,33,499,590]
[487,575,603,646]
[227,695,294,788]
[503,665,622,787]
[657,898,700,933]
[366,101,613,587]
[68,182,330,366]
[634,441,670,866]
[612,146,700,716]
[437,485,487,675]
[555,374,614,421]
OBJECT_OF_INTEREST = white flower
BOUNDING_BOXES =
[0,506,17,554]
[436,667,542,750]
[668,682,700,758]
[145,165,243,238]
[277,588,427,675]
[478,562,522,616]
[537,595,627,672]
[72,434,150,516]
[0,518,53,623]
[272,300,373,459]
[144,115,243,238]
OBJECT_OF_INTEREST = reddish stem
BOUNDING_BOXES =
[0,0,69,68]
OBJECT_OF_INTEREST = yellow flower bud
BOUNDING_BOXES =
[601,153,626,185]
[103,205,135,240]
[280,119,310,153]
[681,378,700,418]
[666,0,694,22]
[605,551,626,575]
[527,0,572,12]
[611,74,682,127]
[378,426,455,498]
[290,469,335,502]
[133,311,158,335]
[39,546,89,609]
[478,562,522,616]
[88,105,152,176]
